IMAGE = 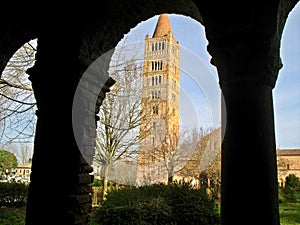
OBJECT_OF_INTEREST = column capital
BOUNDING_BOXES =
[208,37,282,88]
[198,0,299,89]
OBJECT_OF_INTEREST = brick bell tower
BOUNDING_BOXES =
[137,14,180,184]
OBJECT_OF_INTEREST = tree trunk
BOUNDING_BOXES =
[168,168,173,184]
[168,175,173,184]
[102,165,110,201]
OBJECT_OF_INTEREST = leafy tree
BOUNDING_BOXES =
[0,150,18,173]
[6,143,33,164]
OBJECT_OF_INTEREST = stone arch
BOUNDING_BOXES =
[0,38,37,147]
[0,1,298,225]
[0,29,37,77]
[24,2,203,225]
[75,0,204,182]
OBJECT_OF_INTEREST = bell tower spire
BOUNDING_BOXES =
[137,14,180,184]
[152,14,173,38]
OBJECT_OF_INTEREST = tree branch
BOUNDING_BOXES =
[0,78,33,91]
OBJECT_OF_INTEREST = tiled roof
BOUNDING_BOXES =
[17,163,32,168]
[277,149,300,156]
[152,14,173,38]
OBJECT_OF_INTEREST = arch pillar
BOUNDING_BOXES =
[25,30,89,224]
[220,81,279,224]
[24,27,114,224]
[195,1,299,224]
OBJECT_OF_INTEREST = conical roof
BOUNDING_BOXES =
[152,14,173,38]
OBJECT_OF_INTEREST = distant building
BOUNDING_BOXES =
[137,14,180,184]
[277,149,300,187]
[15,163,31,179]
[174,128,222,188]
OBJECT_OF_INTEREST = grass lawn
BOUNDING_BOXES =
[279,191,300,225]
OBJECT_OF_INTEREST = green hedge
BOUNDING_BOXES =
[0,182,28,207]
[94,183,220,225]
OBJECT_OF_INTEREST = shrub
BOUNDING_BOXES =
[279,186,297,203]
[93,178,104,187]
[285,174,300,189]
[93,183,220,225]
[0,182,28,207]
[0,207,26,225]
[282,186,297,203]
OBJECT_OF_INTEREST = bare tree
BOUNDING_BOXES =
[95,57,151,199]
[201,147,221,198]
[0,40,37,146]
[176,127,221,189]
[143,127,192,184]
[8,143,33,165]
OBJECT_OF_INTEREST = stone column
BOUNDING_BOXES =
[24,27,101,224]
[220,80,279,224]
[24,29,87,224]
[196,1,299,224]
[212,37,283,224]
[25,24,116,224]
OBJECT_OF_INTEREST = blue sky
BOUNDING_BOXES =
[117,4,300,149]
[273,3,300,149]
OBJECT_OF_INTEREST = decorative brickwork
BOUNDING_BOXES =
[137,14,180,184]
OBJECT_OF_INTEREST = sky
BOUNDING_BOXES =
[273,4,300,149]
[115,4,300,150]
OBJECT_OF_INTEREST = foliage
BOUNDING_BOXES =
[279,186,297,203]
[0,182,28,207]
[278,174,300,204]
[0,150,18,173]
[0,187,298,225]
[92,178,104,187]
[285,174,300,189]
[0,206,26,225]
[279,191,300,225]
[93,183,220,225]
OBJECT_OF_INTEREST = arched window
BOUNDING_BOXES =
[153,105,158,115]
[152,43,154,51]
[155,43,158,51]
